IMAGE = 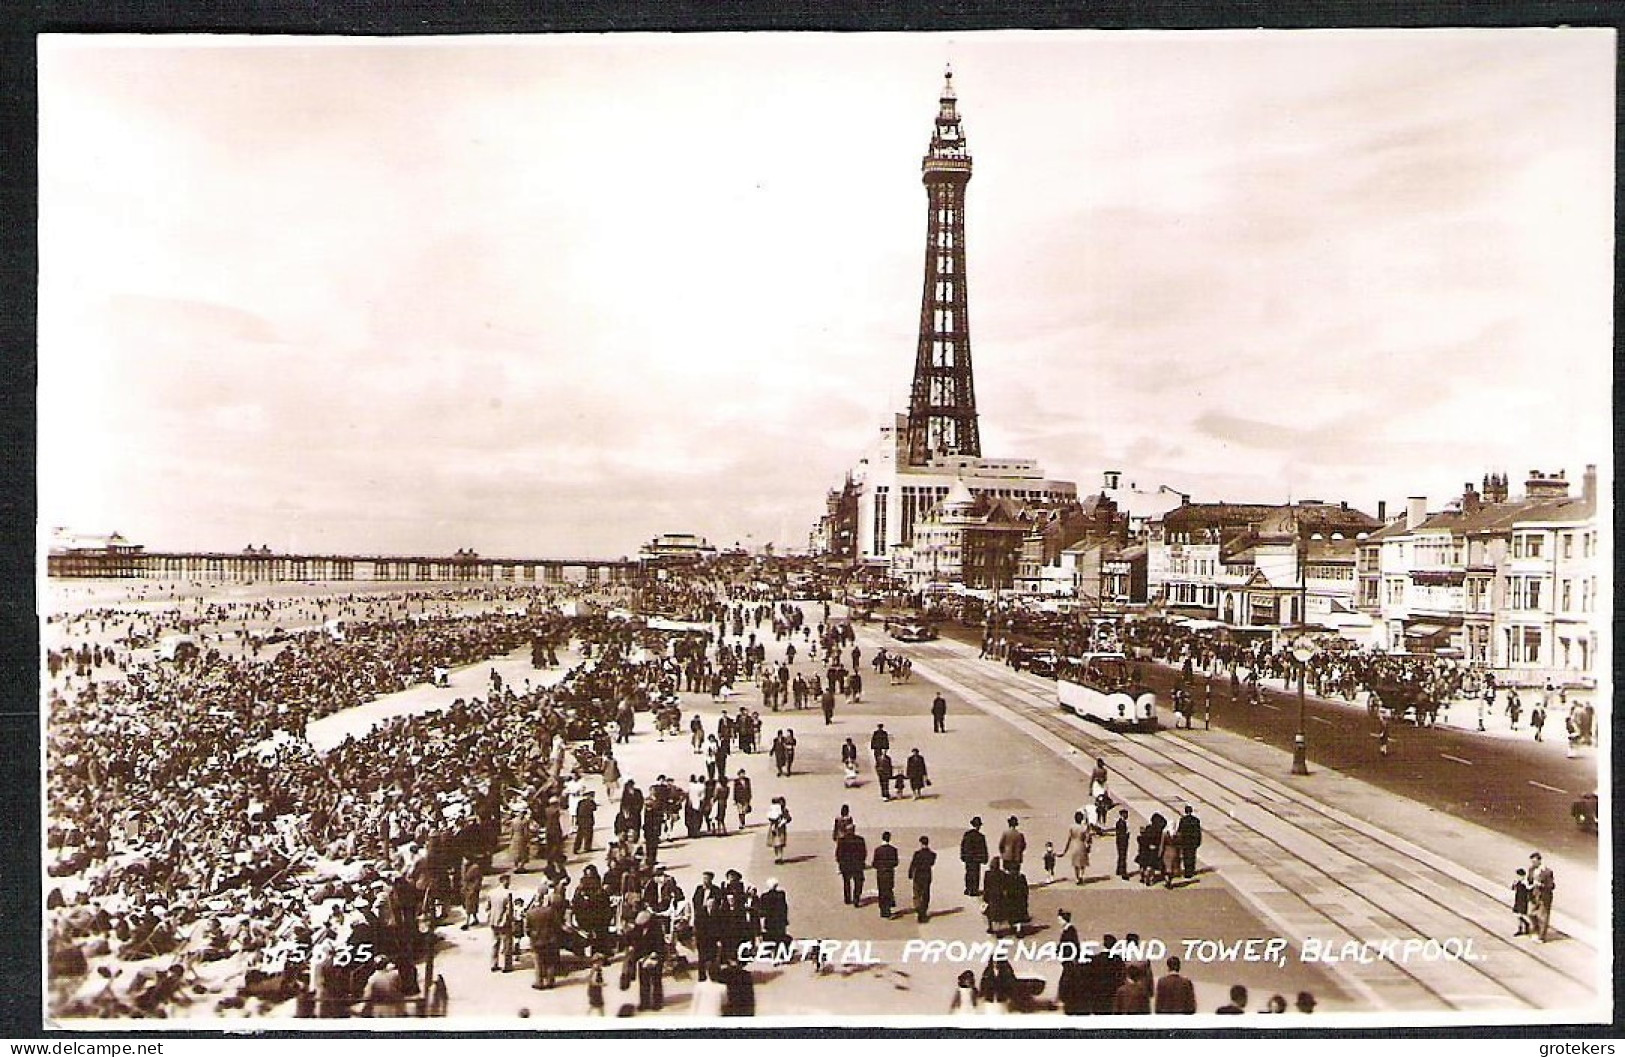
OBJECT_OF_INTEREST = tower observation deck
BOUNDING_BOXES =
[905,67,981,467]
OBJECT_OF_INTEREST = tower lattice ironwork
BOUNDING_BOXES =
[905,68,981,467]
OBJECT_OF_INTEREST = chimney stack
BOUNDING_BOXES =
[1584,464,1597,503]
[1462,482,1481,515]
[1377,500,1387,522]
[1406,497,1427,530]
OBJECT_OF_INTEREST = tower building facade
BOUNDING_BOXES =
[905,69,981,466]
[829,70,1076,571]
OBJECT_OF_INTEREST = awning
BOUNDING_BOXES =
[1404,622,1451,639]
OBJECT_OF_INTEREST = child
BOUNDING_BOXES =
[1511,868,1532,936]
[843,760,860,788]
[586,955,606,1015]
[1042,841,1057,883]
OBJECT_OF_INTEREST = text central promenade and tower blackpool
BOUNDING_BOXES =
[838,71,1077,565]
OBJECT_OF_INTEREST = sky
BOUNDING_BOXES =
[38,30,1615,559]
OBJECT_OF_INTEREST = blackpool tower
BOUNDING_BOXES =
[904,67,981,467]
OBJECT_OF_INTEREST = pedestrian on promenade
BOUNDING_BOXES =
[487,873,518,973]
[905,748,931,798]
[767,797,791,865]
[1528,852,1556,941]
[908,836,937,923]
[1114,809,1132,879]
[849,671,863,703]
[960,817,989,896]
[831,803,856,842]
[998,815,1027,871]
[1530,701,1546,741]
[931,693,948,733]
[1175,805,1202,880]
[875,749,895,801]
[873,832,899,918]
[1508,689,1522,729]
[1511,867,1532,936]
[732,770,752,829]
[1059,811,1092,884]
[870,723,890,766]
[459,861,483,930]
[836,827,868,906]
[821,685,836,726]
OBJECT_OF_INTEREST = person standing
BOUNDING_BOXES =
[869,723,891,766]
[573,792,597,855]
[875,750,895,801]
[525,888,561,990]
[931,693,948,733]
[1511,868,1532,936]
[1153,955,1197,1014]
[998,816,1027,872]
[487,873,518,973]
[1114,809,1132,880]
[840,738,859,775]
[959,817,989,896]
[1175,806,1202,881]
[872,832,900,919]
[1530,700,1547,742]
[836,828,869,906]
[908,836,937,923]
[1528,852,1556,942]
[459,860,484,930]
[732,770,753,829]
[821,685,837,725]
[767,797,791,865]
[1055,909,1086,1015]
[905,748,930,798]
[1059,811,1093,884]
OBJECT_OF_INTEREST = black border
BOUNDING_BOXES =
[5,0,1622,1041]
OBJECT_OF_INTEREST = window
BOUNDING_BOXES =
[1563,533,1573,559]
[1562,580,1572,611]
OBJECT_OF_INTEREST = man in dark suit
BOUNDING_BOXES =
[1089,934,1125,1014]
[869,723,890,765]
[1175,806,1202,880]
[1114,809,1132,879]
[691,871,722,980]
[875,750,895,801]
[931,693,948,733]
[1153,955,1197,1014]
[872,833,900,918]
[908,836,937,923]
[1216,984,1248,1014]
[835,829,869,906]
[959,817,989,896]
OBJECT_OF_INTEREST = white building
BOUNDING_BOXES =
[848,413,1076,567]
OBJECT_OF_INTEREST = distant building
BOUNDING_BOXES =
[46,530,145,578]
[638,533,718,566]
[1013,494,1126,596]
[1148,500,1381,627]
[1098,471,1189,534]
[1359,466,1599,685]
[893,478,1037,592]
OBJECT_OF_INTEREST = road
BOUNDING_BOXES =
[867,622,1602,1015]
[937,622,1599,862]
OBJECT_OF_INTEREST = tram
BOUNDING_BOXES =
[1056,651,1158,732]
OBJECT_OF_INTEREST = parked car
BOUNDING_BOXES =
[1009,643,1059,677]
[886,619,937,643]
[1572,791,1598,833]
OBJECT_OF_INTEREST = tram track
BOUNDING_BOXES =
[882,635,1599,1014]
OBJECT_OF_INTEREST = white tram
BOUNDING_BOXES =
[1056,651,1158,732]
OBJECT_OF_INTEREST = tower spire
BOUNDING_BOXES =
[904,67,980,466]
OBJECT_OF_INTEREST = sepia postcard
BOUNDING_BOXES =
[35,29,1613,1032]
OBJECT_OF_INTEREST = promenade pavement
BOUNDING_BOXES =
[307,604,1603,1025]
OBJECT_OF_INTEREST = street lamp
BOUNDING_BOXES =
[1290,635,1315,775]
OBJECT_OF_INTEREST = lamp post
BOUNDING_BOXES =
[1290,636,1315,775]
